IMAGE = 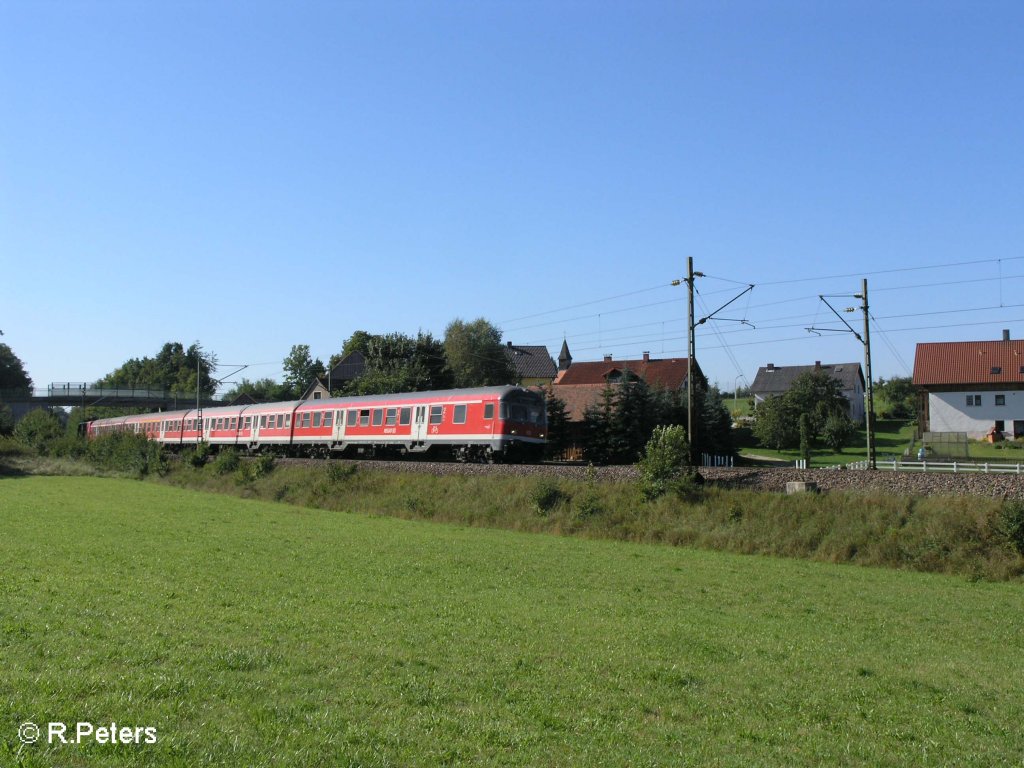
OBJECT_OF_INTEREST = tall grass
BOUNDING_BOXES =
[158,461,1024,581]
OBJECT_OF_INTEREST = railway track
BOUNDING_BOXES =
[268,457,1024,498]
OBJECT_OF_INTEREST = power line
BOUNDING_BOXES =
[499,282,671,325]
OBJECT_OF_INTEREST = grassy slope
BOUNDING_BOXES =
[2,476,1023,767]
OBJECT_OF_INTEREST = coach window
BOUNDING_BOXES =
[324,411,333,428]
[359,409,370,427]
[399,407,411,426]
[429,405,444,425]
[285,415,291,427]
[313,412,322,428]
[302,412,311,428]
[260,415,267,428]
[453,405,467,424]
[243,416,251,429]
[230,418,237,430]
[385,408,397,426]
[484,403,494,420]
[347,410,358,427]
[372,408,384,426]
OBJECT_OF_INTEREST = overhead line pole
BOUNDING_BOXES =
[687,257,697,465]
[808,282,877,470]
[860,279,877,469]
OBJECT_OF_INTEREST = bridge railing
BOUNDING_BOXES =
[46,383,200,400]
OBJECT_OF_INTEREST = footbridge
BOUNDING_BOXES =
[1,383,221,409]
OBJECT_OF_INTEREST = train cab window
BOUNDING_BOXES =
[372,408,383,426]
[429,405,443,425]
[484,403,494,420]
[499,403,508,420]
[453,405,467,424]
[301,413,311,428]
[399,407,411,426]
[529,408,541,424]
[359,409,370,427]
[260,415,267,428]
[313,412,322,428]
[323,411,333,428]
[347,410,358,427]
[385,408,397,426]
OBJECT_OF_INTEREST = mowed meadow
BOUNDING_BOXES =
[1,476,1023,767]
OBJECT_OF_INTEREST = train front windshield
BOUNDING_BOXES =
[500,393,546,426]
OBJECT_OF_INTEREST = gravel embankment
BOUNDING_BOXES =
[279,458,1024,499]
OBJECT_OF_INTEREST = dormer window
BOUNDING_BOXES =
[991,366,1002,375]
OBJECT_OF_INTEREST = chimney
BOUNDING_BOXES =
[604,354,612,363]
[507,341,513,348]
[642,351,650,362]
[766,363,775,371]
[1003,329,1011,342]
[814,361,821,369]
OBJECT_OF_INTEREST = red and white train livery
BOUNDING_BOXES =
[87,386,547,462]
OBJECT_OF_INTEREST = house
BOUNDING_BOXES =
[300,378,331,401]
[326,351,366,390]
[750,361,865,423]
[551,349,695,422]
[913,330,1024,439]
[504,343,557,387]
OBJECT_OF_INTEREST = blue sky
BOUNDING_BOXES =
[2,0,1022,395]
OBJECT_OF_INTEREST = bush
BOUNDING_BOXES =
[47,434,88,459]
[531,479,568,516]
[184,441,211,469]
[211,449,240,475]
[326,461,357,483]
[13,409,65,453]
[237,454,275,484]
[638,424,690,501]
[996,500,1024,555]
[86,432,166,477]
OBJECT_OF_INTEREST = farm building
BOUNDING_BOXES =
[913,330,1024,440]
[550,349,696,421]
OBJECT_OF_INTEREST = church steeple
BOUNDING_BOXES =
[558,339,572,371]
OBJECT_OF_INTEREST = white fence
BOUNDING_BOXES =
[701,453,734,468]
[844,459,1024,474]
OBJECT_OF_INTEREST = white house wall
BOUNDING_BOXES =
[928,391,1024,439]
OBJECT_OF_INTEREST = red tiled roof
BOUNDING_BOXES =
[553,357,690,388]
[913,340,1024,386]
[546,384,609,422]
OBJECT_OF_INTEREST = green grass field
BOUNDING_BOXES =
[2,476,1023,766]
[737,420,918,466]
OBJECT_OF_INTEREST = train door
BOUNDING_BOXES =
[334,408,346,443]
[412,405,428,442]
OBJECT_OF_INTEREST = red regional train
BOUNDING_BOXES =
[86,385,547,462]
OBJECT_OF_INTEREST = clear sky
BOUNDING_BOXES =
[2,0,1022,395]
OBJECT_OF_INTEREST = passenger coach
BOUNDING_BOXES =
[86,386,546,462]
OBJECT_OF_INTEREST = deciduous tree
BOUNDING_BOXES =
[443,318,514,388]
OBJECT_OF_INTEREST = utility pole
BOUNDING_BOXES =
[860,279,877,469]
[808,282,877,469]
[686,256,697,465]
